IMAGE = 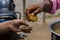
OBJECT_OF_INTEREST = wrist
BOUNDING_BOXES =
[2,20,13,31]
[0,21,12,33]
[42,0,53,12]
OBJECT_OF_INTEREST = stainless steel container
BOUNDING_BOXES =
[49,19,60,40]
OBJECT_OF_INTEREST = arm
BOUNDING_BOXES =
[0,21,11,35]
[26,0,53,15]
[33,0,53,14]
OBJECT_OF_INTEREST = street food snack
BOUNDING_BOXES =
[20,25,32,33]
[26,14,38,22]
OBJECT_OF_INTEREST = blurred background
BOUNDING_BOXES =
[14,0,60,40]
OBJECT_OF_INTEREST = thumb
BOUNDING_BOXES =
[19,20,28,26]
[12,20,28,26]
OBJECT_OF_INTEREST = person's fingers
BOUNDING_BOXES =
[9,20,29,32]
[9,24,21,32]
[26,5,39,14]
[32,8,40,16]
[19,20,28,26]
[12,20,28,27]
